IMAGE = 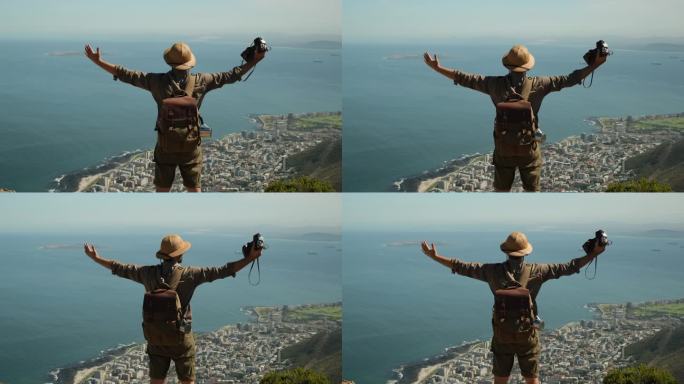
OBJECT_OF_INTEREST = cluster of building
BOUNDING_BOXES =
[412,115,683,192]
[57,304,340,384]
[401,301,681,384]
[79,112,341,192]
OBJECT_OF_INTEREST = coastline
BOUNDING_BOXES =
[48,302,341,384]
[392,112,684,192]
[383,298,684,384]
[48,111,341,192]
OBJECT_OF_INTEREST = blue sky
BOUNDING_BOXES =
[0,0,340,40]
[0,194,341,234]
[344,0,684,43]
[344,194,684,233]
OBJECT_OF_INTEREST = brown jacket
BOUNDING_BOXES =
[452,69,585,120]
[111,259,238,324]
[451,257,583,313]
[113,66,244,111]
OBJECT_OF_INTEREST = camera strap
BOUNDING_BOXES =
[248,256,261,286]
[582,70,596,88]
[584,254,598,280]
[241,60,258,82]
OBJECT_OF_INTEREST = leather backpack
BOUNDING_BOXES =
[492,265,536,344]
[156,74,200,153]
[142,266,187,345]
[493,77,537,157]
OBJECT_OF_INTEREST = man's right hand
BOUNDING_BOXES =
[84,44,101,63]
[421,241,439,259]
[84,243,99,260]
[423,52,440,70]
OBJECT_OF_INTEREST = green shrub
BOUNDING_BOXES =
[603,364,676,384]
[265,177,335,192]
[606,178,672,192]
[260,367,331,384]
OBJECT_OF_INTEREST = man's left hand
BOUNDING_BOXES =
[253,50,266,64]
[248,246,263,260]
[590,243,606,258]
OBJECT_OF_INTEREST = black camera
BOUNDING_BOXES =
[242,233,267,258]
[241,37,270,62]
[582,230,611,254]
[583,40,612,66]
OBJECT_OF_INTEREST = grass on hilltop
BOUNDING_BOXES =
[606,178,673,192]
[631,303,684,318]
[285,305,342,322]
[632,117,684,131]
[294,114,341,130]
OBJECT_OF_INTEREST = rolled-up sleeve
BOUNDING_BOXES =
[199,66,244,93]
[113,66,153,91]
[188,263,237,286]
[536,258,582,282]
[111,262,149,284]
[453,70,493,95]
[536,69,584,94]
[451,259,491,282]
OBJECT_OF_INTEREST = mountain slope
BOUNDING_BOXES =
[280,328,342,384]
[624,138,684,191]
[287,138,341,191]
[625,324,684,382]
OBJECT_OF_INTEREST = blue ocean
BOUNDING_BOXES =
[0,40,341,191]
[342,230,684,383]
[0,232,342,384]
[343,43,684,191]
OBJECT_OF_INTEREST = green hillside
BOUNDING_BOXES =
[284,138,342,191]
[625,324,684,383]
[280,329,342,384]
[623,138,684,191]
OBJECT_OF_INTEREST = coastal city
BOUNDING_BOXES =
[390,299,683,384]
[59,112,341,192]
[397,113,683,192]
[50,303,341,384]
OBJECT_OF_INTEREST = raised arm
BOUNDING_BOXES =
[537,242,607,281]
[420,241,490,282]
[84,45,118,76]
[538,54,608,94]
[190,244,264,285]
[202,49,267,93]
[424,52,491,94]
[420,240,454,269]
[83,243,114,270]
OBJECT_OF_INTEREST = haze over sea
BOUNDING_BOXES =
[0,232,342,384]
[0,39,341,191]
[343,43,684,191]
[343,230,684,383]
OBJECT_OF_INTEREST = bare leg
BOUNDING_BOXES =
[494,376,509,384]
[180,381,195,384]
[185,186,201,193]
[156,186,171,192]
[524,377,540,384]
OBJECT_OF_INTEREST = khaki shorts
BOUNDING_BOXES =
[153,146,202,189]
[147,333,196,381]
[492,149,542,192]
[490,331,541,378]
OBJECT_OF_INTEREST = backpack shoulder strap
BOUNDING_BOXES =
[167,266,183,290]
[518,264,531,288]
[520,77,533,101]
[183,73,196,97]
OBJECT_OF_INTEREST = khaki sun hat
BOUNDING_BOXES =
[163,42,196,70]
[500,231,533,257]
[502,45,535,72]
[156,234,192,259]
